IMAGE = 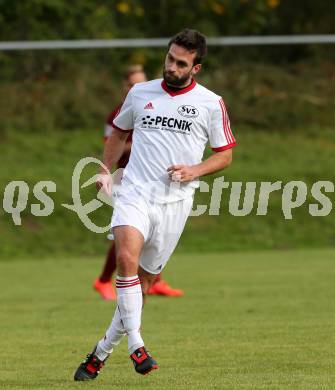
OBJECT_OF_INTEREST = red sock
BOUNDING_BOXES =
[99,242,117,283]
[153,273,162,284]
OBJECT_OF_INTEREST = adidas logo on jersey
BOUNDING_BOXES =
[144,102,154,109]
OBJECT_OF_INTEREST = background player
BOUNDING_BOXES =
[93,64,184,300]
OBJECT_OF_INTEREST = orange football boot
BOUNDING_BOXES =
[147,280,184,297]
[93,279,116,300]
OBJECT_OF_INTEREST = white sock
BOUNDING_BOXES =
[96,306,126,361]
[115,275,144,354]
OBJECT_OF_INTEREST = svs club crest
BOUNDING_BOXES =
[177,105,199,118]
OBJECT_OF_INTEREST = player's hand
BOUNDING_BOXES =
[96,172,113,196]
[167,165,200,182]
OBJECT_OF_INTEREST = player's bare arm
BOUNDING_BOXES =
[101,128,129,171]
[97,128,129,194]
[167,149,233,182]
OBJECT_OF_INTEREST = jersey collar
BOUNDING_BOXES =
[161,78,197,97]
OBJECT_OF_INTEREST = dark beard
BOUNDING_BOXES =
[163,67,192,88]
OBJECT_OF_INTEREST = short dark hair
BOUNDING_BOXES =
[168,29,207,65]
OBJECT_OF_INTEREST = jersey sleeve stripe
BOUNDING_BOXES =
[211,142,236,152]
[222,99,234,144]
[219,99,230,143]
[220,99,232,143]
[219,99,235,144]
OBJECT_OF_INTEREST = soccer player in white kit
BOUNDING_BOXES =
[74,29,236,381]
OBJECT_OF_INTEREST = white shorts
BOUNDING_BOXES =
[111,192,193,274]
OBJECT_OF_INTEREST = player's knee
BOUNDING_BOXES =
[116,249,137,271]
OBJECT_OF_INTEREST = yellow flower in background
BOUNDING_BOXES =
[267,0,280,8]
[116,2,130,13]
[135,6,144,17]
[211,2,225,14]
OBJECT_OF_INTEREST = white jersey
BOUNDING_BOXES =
[112,78,236,203]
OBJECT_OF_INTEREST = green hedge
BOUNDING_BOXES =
[1,61,334,134]
[1,124,334,259]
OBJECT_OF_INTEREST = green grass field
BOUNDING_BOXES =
[1,249,335,389]
[1,126,334,258]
